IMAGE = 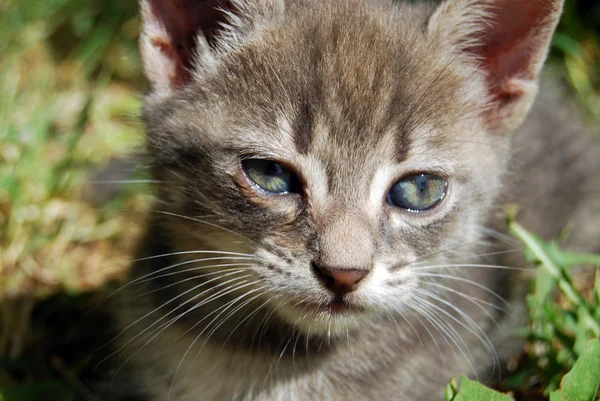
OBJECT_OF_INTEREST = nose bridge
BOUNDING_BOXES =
[317,209,374,270]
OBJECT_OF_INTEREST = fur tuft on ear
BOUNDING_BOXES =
[139,0,284,98]
[429,0,564,133]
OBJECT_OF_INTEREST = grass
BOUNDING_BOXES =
[1,1,148,394]
[0,0,145,300]
[446,219,600,400]
[0,0,599,399]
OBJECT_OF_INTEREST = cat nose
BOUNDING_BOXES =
[313,264,370,295]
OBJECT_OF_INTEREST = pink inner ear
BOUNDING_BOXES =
[148,0,235,87]
[464,0,556,102]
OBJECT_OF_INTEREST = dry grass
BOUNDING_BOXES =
[0,0,147,302]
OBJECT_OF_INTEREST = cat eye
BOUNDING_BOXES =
[241,159,301,194]
[387,173,447,212]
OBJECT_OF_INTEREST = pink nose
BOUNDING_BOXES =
[313,265,370,295]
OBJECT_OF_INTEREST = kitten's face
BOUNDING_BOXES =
[141,0,561,335]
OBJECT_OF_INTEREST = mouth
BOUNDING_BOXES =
[274,295,371,335]
[296,298,364,315]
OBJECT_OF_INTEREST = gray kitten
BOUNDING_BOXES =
[106,0,600,400]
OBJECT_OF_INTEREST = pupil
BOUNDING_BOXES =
[416,175,428,193]
[266,161,284,176]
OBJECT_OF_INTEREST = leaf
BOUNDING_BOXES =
[509,222,561,278]
[535,270,557,305]
[549,339,600,401]
[555,250,600,268]
[573,307,593,356]
[451,375,515,401]
[445,377,459,401]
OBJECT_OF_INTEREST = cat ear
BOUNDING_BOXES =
[428,0,564,133]
[139,0,284,97]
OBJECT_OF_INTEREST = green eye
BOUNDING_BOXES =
[387,173,447,212]
[242,159,301,194]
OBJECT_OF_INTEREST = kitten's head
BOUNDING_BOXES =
[139,0,562,335]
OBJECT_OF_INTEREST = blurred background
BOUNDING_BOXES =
[0,0,599,399]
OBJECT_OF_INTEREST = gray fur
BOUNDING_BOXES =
[108,0,600,400]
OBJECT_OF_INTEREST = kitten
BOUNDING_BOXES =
[104,0,600,400]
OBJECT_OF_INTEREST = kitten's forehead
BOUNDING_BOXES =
[199,0,467,169]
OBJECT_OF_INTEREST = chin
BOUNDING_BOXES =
[274,295,376,336]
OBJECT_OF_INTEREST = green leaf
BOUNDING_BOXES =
[535,269,557,304]
[549,339,600,401]
[555,250,600,268]
[573,307,594,356]
[445,377,459,401]
[509,222,561,278]
[451,375,515,401]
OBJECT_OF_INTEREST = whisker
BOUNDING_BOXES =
[129,261,254,288]
[221,293,281,349]
[463,248,524,260]
[130,250,254,266]
[410,298,474,373]
[171,283,267,396]
[292,324,303,369]
[410,263,529,273]
[253,297,289,348]
[420,281,507,314]
[382,308,416,355]
[201,287,269,349]
[139,278,257,359]
[469,224,522,247]
[114,278,257,387]
[392,239,484,271]
[120,265,254,302]
[97,270,251,368]
[86,179,163,184]
[404,300,446,364]
[413,288,500,380]
[412,272,511,307]
[151,210,257,245]
[393,307,425,352]
[276,333,294,369]
[81,252,254,313]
